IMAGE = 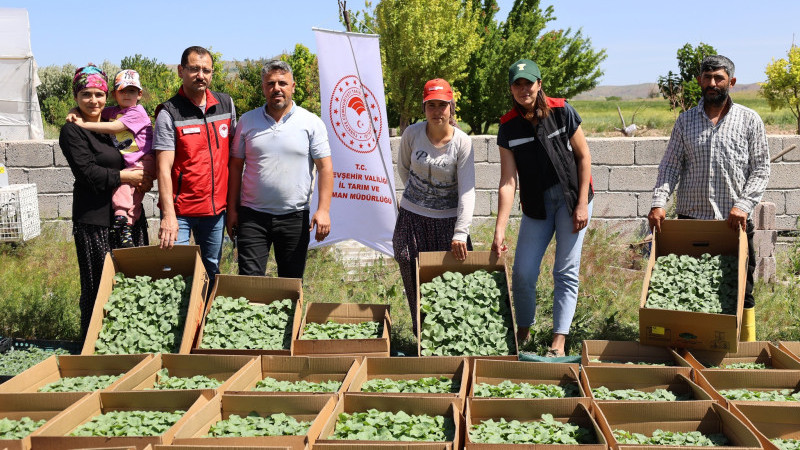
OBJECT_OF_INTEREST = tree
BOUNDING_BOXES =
[455,0,606,134]
[37,64,75,126]
[280,44,321,116]
[223,58,267,118]
[454,0,505,134]
[761,45,800,134]
[209,48,228,93]
[658,42,716,112]
[119,54,178,116]
[532,27,606,98]
[363,0,482,130]
[214,44,321,118]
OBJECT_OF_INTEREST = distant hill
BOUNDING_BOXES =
[572,82,761,100]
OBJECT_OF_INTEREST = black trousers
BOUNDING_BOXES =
[73,215,148,340]
[678,215,756,308]
[236,207,310,279]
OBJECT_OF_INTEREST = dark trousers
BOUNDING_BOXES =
[679,215,756,308]
[236,206,310,279]
[73,215,148,340]
[392,207,473,334]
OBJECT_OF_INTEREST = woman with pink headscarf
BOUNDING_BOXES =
[59,64,152,339]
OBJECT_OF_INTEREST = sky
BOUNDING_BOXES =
[4,0,800,85]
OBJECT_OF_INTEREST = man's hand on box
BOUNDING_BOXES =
[648,207,666,233]
[727,207,747,232]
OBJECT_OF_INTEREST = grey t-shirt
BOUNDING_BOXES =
[231,103,331,214]
[397,122,475,241]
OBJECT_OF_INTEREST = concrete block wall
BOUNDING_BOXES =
[3,135,798,236]
[752,202,777,283]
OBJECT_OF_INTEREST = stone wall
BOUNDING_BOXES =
[2,135,799,233]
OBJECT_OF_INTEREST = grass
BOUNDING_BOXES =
[461,94,799,136]
[0,226,80,340]
[2,220,799,356]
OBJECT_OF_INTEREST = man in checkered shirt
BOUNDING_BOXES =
[648,55,770,342]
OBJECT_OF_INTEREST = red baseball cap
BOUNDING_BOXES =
[423,78,453,102]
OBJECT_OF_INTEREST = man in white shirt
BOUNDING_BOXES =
[227,60,333,278]
[649,55,770,341]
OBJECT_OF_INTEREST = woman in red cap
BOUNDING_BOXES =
[491,59,594,357]
[393,78,476,336]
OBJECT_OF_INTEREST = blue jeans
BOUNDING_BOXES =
[512,184,593,334]
[176,213,225,278]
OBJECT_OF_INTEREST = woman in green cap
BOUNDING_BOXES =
[491,58,594,357]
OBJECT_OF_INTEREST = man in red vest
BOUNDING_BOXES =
[153,46,236,278]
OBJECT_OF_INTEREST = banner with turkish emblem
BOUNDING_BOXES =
[310,28,397,256]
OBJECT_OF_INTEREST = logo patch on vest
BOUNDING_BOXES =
[182,127,201,135]
[219,124,229,139]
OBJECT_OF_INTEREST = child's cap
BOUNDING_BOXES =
[114,69,142,91]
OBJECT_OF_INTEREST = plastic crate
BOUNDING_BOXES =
[0,337,12,353]
[10,338,82,355]
[0,183,40,242]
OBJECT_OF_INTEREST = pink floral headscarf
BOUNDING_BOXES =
[72,64,108,96]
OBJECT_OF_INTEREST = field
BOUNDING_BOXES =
[574,92,798,136]
[43,91,798,140]
[1,221,798,357]
[462,92,799,137]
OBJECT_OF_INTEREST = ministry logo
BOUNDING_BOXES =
[329,75,383,154]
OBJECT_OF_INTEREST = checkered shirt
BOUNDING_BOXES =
[651,99,770,219]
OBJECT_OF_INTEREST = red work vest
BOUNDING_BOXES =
[156,88,234,216]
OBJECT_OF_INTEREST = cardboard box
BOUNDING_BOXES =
[73,446,152,450]
[316,395,461,449]
[593,400,761,450]
[729,403,800,450]
[171,393,337,450]
[580,366,713,401]
[416,251,517,357]
[157,446,289,450]
[0,354,152,393]
[82,245,209,355]
[30,390,211,450]
[681,341,800,371]
[108,353,259,394]
[158,446,289,450]
[226,355,360,395]
[293,303,391,357]
[347,357,468,406]
[778,341,800,363]
[314,445,450,450]
[581,340,691,367]
[694,369,800,409]
[470,359,583,398]
[193,275,303,355]
[0,392,87,450]
[465,397,606,449]
[639,220,747,352]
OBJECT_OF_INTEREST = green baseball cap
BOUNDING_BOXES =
[509,59,541,85]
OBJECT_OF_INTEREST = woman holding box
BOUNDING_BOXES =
[59,64,151,339]
[491,59,593,357]
[393,78,476,335]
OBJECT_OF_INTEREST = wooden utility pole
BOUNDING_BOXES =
[339,0,352,32]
